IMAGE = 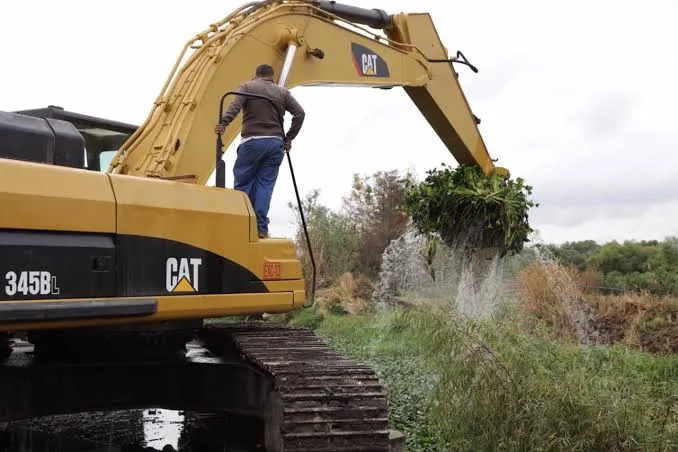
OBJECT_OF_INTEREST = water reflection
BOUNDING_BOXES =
[0,408,264,451]
[143,409,184,450]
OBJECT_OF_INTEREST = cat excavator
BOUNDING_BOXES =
[0,1,509,450]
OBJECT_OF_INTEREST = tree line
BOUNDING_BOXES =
[541,237,678,295]
[288,170,412,286]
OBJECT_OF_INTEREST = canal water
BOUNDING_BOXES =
[0,408,265,451]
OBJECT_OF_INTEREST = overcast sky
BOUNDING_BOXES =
[1,0,676,245]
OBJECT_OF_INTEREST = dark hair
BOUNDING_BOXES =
[255,64,274,77]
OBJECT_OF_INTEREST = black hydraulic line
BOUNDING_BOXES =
[216,91,316,307]
[313,0,393,29]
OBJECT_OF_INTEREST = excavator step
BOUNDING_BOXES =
[198,322,391,452]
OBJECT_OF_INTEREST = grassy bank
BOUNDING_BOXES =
[288,307,678,451]
[278,167,678,450]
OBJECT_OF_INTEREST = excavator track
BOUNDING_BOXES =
[198,322,391,452]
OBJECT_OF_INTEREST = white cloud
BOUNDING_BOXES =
[1,0,676,245]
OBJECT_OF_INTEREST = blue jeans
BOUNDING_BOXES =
[233,137,285,236]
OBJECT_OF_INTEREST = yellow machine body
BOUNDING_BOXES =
[0,158,304,332]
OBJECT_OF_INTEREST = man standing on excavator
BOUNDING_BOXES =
[215,64,305,238]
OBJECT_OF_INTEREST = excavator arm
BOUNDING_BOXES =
[108,0,509,183]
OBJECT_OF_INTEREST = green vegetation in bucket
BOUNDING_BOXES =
[404,163,538,256]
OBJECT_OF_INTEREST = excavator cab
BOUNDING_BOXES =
[1,105,136,172]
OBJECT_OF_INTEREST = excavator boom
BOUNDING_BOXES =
[109,0,508,183]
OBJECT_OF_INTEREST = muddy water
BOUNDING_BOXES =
[0,408,265,451]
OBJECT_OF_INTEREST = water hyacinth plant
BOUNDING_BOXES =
[404,163,538,256]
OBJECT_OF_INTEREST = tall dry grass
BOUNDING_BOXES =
[516,260,678,354]
[313,272,376,316]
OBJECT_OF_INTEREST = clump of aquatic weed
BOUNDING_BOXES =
[393,306,678,451]
[404,163,537,256]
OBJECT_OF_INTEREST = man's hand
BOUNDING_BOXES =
[215,122,225,135]
[284,140,292,152]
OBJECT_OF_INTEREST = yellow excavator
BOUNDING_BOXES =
[0,1,508,450]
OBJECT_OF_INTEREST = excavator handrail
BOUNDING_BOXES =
[217,90,317,308]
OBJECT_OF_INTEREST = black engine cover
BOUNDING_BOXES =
[0,110,85,168]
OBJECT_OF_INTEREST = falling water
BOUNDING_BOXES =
[373,225,507,319]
